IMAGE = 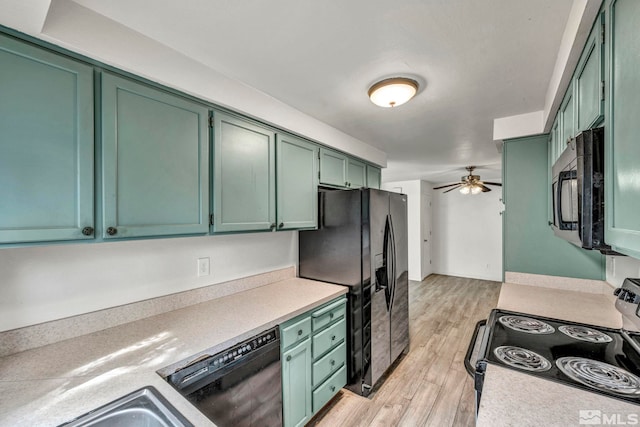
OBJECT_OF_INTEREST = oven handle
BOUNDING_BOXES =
[464,319,487,377]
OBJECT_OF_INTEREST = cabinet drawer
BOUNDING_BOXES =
[312,365,347,413]
[312,299,346,331]
[312,342,346,388]
[312,319,346,359]
[282,316,312,350]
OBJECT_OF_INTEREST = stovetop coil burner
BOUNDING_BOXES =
[493,346,552,372]
[558,325,613,343]
[556,357,640,397]
[498,315,555,334]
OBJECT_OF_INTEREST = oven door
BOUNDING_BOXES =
[464,319,490,417]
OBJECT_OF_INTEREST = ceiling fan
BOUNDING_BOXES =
[433,166,502,195]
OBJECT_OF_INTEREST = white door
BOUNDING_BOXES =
[421,194,433,279]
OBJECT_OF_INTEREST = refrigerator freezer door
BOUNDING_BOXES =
[299,190,363,287]
[368,189,391,387]
[389,192,409,363]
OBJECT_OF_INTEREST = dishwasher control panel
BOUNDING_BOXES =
[167,326,280,391]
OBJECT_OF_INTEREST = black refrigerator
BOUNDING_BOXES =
[299,188,409,396]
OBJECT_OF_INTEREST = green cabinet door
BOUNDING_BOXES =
[101,73,209,239]
[276,134,318,230]
[0,35,94,244]
[282,338,312,427]
[606,0,640,257]
[576,12,605,132]
[347,158,366,189]
[366,165,381,189]
[213,112,276,232]
[559,82,575,148]
[319,148,347,187]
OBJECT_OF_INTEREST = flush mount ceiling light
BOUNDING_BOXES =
[368,77,419,108]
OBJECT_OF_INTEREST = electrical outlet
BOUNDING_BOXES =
[197,257,210,277]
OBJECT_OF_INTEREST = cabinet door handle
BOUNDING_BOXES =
[298,329,303,336]
[329,313,334,319]
[106,227,117,236]
[330,359,335,366]
[331,335,336,341]
[330,385,336,392]
[82,227,94,236]
[270,223,276,231]
[286,355,291,361]
[278,222,284,229]
[345,181,349,187]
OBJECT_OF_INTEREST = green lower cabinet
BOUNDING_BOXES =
[281,297,347,427]
[212,112,276,232]
[0,34,95,244]
[366,165,382,189]
[277,134,319,230]
[101,72,209,239]
[312,365,347,413]
[282,339,312,427]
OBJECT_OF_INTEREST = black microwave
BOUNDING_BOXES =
[551,127,611,252]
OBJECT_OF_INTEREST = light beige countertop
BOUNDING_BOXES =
[477,364,640,427]
[477,280,637,427]
[498,282,622,328]
[0,277,347,427]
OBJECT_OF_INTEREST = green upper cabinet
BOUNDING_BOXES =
[212,112,276,232]
[319,147,369,189]
[606,0,640,257]
[276,134,319,230]
[366,165,382,189]
[347,158,366,189]
[575,12,605,132]
[101,72,209,239]
[319,147,347,187]
[559,81,575,148]
[0,35,95,244]
[550,116,561,163]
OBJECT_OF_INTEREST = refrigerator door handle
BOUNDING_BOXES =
[388,214,397,313]
[384,215,392,310]
[375,215,390,294]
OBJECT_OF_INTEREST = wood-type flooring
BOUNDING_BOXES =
[311,274,502,427]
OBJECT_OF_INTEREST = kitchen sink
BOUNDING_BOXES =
[60,386,193,427]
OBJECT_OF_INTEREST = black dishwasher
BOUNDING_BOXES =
[167,327,282,427]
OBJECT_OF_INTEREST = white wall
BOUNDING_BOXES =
[383,180,432,281]
[432,188,503,281]
[606,255,640,288]
[0,232,297,332]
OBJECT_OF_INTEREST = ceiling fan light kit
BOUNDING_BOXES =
[368,77,419,108]
[433,166,502,195]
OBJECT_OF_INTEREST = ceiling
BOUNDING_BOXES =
[72,0,573,184]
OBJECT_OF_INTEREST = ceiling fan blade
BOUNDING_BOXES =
[433,182,462,190]
[480,184,492,192]
[443,185,462,193]
[482,181,502,186]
